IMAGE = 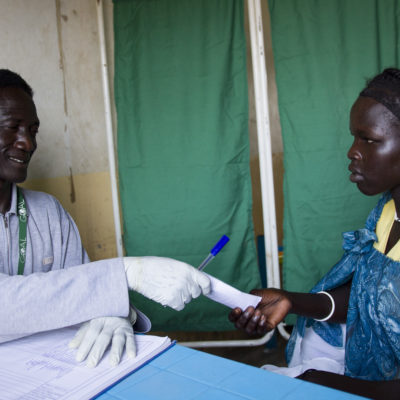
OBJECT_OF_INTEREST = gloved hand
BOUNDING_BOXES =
[69,310,137,368]
[123,256,211,311]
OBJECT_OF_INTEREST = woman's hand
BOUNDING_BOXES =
[228,288,291,335]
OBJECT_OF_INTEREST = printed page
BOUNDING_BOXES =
[0,326,171,400]
[205,274,261,309]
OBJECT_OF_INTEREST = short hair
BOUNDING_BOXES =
[0,69,33,98]
[360,68,400,121]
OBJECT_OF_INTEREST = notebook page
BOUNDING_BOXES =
[0,326,172,400]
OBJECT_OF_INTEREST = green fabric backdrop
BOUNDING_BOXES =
[113,0,261,331]
[268,1,400,307]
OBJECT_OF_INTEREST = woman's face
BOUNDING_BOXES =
[348,96,400,196]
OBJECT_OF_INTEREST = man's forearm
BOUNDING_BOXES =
[0,258,129,341]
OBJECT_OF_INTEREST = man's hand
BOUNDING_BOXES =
[69,314,136,368]
[123,257,211,311]
[228,288,291,335]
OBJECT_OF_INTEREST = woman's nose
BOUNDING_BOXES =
[347,140,361,160]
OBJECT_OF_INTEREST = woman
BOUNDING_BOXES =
[229,68,400,399]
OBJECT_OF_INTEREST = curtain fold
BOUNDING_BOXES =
[113,0,260,331]
[268,0,400,307]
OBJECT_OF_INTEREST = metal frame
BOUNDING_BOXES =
[181,0,289,348]
[96,0,290,346]
[96,0,124,257]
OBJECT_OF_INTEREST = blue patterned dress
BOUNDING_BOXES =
[286,192,400,380]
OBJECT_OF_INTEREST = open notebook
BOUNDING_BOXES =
[0,326,173,400]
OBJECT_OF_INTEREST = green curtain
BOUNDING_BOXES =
[268,1,400,307]
[113,0,261,331]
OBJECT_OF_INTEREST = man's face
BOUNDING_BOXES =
[0,87,39,184]
[348,96,400,196]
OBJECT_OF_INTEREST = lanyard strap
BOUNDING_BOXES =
[16,187,27,275]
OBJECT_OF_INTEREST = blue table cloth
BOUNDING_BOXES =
[97,344,366,399]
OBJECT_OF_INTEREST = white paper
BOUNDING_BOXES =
[205,274,261,310]
[0,326,171,400]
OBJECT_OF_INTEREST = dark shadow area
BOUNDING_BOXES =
[152,329,289,369]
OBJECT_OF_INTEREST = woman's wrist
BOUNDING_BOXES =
[286,291,334,320]
[314,291,335,321]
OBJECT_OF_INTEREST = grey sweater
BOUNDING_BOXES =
[0,185,130,342]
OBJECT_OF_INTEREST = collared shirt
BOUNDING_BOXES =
[373,199,400,260]
[0,184,90,275]
[0,184,131,342]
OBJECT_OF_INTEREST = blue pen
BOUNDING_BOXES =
[197,235,230,271]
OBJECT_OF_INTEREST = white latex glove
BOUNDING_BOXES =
[69,310,137,368]
[123,256,211,311]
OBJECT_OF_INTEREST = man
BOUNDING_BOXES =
[0,69,210,367]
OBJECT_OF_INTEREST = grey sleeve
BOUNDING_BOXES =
[56,198,91,267]
[0,258,129,343]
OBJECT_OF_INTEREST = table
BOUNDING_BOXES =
[97,344,366,399]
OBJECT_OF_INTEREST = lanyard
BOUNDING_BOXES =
[16,187,27,275]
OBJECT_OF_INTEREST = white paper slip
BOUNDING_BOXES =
[205,274,261,310]
[0,326,172,400]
